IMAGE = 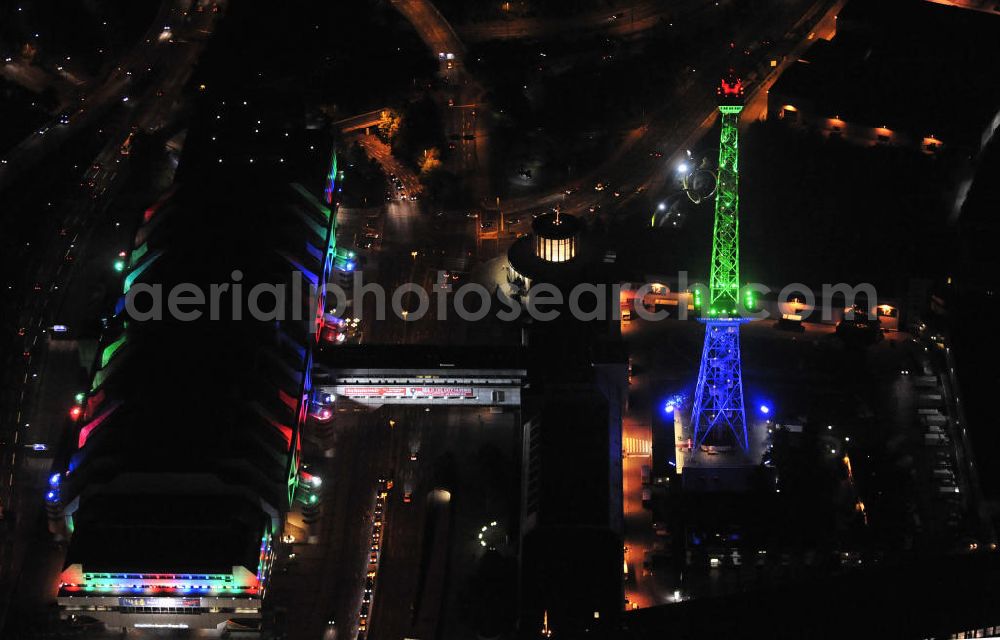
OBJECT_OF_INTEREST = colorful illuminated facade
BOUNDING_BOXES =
[689,73,750,450]
[48,144,340,630]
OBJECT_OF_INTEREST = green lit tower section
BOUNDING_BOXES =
[708,74,744,316]
[690,72,749,450]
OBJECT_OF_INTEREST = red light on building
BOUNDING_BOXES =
[69,406,83,421]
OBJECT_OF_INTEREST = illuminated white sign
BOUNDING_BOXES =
[340,386,475,399]
[120,597,200,608]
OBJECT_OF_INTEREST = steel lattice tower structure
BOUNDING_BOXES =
[690,72,749,450]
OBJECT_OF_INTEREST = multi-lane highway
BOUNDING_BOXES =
[390,0,490,198]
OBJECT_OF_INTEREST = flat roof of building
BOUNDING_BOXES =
[66,494,266,574]
[314,343,527,373]
[770,0,1000,148]
[63,165,333,517]
[624,551,1000,639]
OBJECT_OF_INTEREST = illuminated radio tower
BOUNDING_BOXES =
[690,71,750,450]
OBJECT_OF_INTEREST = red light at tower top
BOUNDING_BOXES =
[718,70,745,102]
[719,78,743,96]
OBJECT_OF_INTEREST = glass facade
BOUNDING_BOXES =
[535,235,576,263]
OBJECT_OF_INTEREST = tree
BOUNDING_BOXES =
[377,108,401,142]
[419,148,442,175]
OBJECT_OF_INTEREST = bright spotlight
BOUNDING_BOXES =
[759,404,771,415]
[677,162,690,175]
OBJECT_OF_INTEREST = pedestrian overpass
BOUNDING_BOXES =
[312,345,526,410]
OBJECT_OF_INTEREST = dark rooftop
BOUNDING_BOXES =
[66,495,266,574]
[314,343,528,373]
[770,0,1000,149]
[532,211,583,240]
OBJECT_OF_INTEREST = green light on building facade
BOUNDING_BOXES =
[100,335,127,369]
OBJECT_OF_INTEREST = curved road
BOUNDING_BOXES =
[458,0,672,42]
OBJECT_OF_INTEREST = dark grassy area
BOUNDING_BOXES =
[193,0,435,116]
[0,78,52,154]
[435,0,636,24]
[610,118,960,296]
[0,0,158,75]
[740,121,956,296]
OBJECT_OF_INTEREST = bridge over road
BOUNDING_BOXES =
[332,108,389,134]
[313,344,526,410]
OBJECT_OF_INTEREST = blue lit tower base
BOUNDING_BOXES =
[690,318,749,450]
